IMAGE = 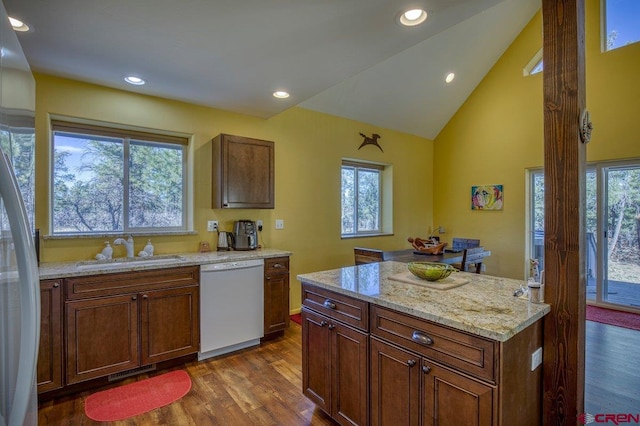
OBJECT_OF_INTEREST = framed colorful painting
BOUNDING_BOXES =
[471,185,503,210]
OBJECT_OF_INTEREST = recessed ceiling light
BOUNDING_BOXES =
[124,76,146,86]
[273,91,290,99]
[445,72,455,83]
[399,9,427,26]
[8,17,30,32]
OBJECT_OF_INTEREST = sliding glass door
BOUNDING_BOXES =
[601,165,640,309]
[530,161,640,311]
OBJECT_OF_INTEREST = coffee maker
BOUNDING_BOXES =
[233,220,258,250]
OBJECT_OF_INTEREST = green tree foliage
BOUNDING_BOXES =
[0,126,35,229]
[53,135,184,233]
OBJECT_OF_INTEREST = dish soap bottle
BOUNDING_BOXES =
[143,239,154,256]
[101,241,113,259]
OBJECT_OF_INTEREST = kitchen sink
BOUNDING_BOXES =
[76,254,187,270]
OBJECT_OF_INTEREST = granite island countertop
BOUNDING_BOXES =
[39,248,292,280]
[297,261,550,342]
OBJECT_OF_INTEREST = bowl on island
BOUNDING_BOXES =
[407,262,456,281]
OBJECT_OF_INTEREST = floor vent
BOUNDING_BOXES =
[108,364,156,381]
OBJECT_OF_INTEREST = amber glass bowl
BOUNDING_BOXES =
[407,262,456,281]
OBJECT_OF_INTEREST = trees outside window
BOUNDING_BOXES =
[342,161,382,236]
[0,125,35,230]
[52,123,187,234]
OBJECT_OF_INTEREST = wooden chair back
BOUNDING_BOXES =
[354,247,384,265]
[460,246,485,274]
[452,238,480,251]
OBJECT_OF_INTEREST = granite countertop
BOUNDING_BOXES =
[39,248,292,280]
[297,261,550,342]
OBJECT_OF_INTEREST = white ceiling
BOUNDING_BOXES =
[5,0,539,139]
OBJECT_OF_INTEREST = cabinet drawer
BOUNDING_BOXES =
[65,266,199,300]
[302,283,368,332]
[370,305,495,382]
[265,257,289,274]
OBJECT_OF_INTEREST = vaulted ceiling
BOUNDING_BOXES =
[5,0,539,139]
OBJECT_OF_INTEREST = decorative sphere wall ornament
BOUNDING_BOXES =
[580,109,593,144]
[358,132,383,152]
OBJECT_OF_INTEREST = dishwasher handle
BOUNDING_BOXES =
[201,259,264,272]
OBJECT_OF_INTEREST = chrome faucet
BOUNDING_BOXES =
[114,235,134,257]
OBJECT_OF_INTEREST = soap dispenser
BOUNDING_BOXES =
[101,241,113,259]
[143,239,154,256]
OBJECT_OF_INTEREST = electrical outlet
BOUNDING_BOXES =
[207,220,218,232]
[438,226,445,234]
[531,347,543,371]
[275,219,284,230]
[256,220,263,231]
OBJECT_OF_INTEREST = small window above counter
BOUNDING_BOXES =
[211,134,274,209]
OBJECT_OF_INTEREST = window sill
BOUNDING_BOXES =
[341,232,394,239]
[43,230,198,240]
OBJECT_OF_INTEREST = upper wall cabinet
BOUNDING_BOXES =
[212,134,275,209]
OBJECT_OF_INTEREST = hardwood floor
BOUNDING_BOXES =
[38,323,335,425]
[585,320,640,415]
[38,320,640,424]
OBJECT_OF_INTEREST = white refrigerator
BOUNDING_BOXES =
[0,151,39,425]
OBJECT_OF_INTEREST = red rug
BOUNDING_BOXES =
[84,370,191,421]
[586,305,640,331]
[291,313,302,325]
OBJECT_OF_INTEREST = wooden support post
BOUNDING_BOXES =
[541,0,587,424]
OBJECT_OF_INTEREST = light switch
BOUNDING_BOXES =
[275,219,284,229]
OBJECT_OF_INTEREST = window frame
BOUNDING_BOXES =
[602,0,640,52]
[50,119,191,236]
[341,159,385,238]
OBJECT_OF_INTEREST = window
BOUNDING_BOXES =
[604,0,640,51]
[341,160,385,237]
[0,118,35,230]
[51,121,188,235]
[523,49,543,76]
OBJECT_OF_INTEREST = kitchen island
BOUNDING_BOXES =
[298,261,550,426]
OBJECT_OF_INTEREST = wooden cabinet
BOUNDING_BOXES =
[64,266,199,385]
[301,283,544,426]
[301,285,368,426]
[263,257,290,337]
[38,279,63,393]
[211,134,274,209]
[370,336,493,426]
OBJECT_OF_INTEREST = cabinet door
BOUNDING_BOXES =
[140,286,200,365]
[38,279,63,393]
[302,308,331,414]
[370,337,420,426]
[331,321,368,426]
[213,134,274,209]
[66,295,139,384]
[421,360,494,426]
[264,272,289,335]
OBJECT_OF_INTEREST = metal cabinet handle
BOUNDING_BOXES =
[422,365,432,374]
[142,294,149,299]
[328,324,335,330]
[53,283,59,288]
[323,300,336,309]
[273,263,284,268]
[407,360,416,367]
[411,331,434,346]
[320,321,328,327]
[131,296,137,301]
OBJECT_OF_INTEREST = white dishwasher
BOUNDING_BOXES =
[198,258,264,361]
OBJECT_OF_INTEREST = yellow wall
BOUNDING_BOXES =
[434,0,640,279]
[34,74,433,311]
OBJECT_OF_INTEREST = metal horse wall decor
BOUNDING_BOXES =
[358,132,383,152]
